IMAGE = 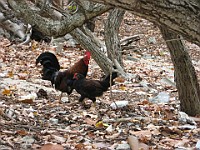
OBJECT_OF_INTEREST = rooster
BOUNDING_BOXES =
[36,51,91,99]
[72,72,118,103]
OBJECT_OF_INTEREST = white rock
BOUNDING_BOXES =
[110,101,129,109]
[116,143,130,150]
[49,118,59,125]
[149,92,170,104]
[196,140,200,149]
[178,111,196,125]
[106,124,113,133]
[21,136,35,144]
[19,93,37,101]
[52,135,66,143]
[61,96,69,103]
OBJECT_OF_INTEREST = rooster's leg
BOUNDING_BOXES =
[91,98,97,107]
[79,96,85,103]
[59,92,63,103]
[67,94,70,103]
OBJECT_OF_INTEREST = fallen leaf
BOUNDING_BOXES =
[52,135,66,143]
[2,89,11,96]
[85,117,97,126]
[119,85,127,90]
[105,132,120,139]
[16,130,28,136]
[75,143,85,150]
[95,121,109,128]
[115,77,125,83]
[40,144,64,150]
[129,130,152,143]
[18,99,34,104]
[7,71,13,78]
[128,135,139,150]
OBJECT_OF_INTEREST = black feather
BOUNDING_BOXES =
[36,52,60,84]
[36,52,60,70]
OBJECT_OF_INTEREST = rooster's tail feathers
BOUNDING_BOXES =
[36,52,60,82]
[36,52,60,70]
[102,72,118,89]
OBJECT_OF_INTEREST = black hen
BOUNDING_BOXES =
[72,72,118,102]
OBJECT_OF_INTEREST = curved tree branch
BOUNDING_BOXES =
[7,0,111,37]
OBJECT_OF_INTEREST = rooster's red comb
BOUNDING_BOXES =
[85,51,91,59]
[73,73,78,78]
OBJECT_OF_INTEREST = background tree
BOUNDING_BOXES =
[160,26,200,116]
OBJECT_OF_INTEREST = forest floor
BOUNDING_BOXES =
[0,12,200,150]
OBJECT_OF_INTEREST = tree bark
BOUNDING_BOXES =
[160,26,200,116]
[86,0,200,47]
[105,8,125,66]
[0,12,26,40]
[7,0,111,37]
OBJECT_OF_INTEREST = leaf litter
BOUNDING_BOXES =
[0,12,200,150]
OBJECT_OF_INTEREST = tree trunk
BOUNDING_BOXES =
[160,26,200,116]
[104,8,125,66]
[86,0,200,47]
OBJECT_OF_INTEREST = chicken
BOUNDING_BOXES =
[36,51,91,98]
[72,72,118,102]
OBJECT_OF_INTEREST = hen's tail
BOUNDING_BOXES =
[101,72,118,91]
[36,52,60,83]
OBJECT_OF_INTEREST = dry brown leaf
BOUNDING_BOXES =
[85,117,97,126]
[18,99,34,104]
[2,89,11,96]
[7,71,14,78]
[128,135,139,150]
[31,41,38,51]
[159,126,182,136]
[16,130,28,136]
[139,99,150,105]
[18,73,28,80]
[39,144,64,150]
[138,143,149,150]
[164,110,174,120]
[0,108,4,116]
[128,135,150,150]
[115,77,125,83]
[119,85,127,90]
[105,132,120,139]
[95,121,104,128]
[52,135,66,143]
[75,143,86,150]
[129,130,152,143]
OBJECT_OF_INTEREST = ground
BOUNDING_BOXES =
[0,12,200,150]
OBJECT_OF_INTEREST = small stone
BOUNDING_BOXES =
[0,145,12,150]
[49,118,59,125]
[110,101,129,109]
[148,36,157,44]
[61,96,69,103]
[116,143,131,150]
[178,111,196,125]
[196,140,200,149]
[21,136,35,144]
